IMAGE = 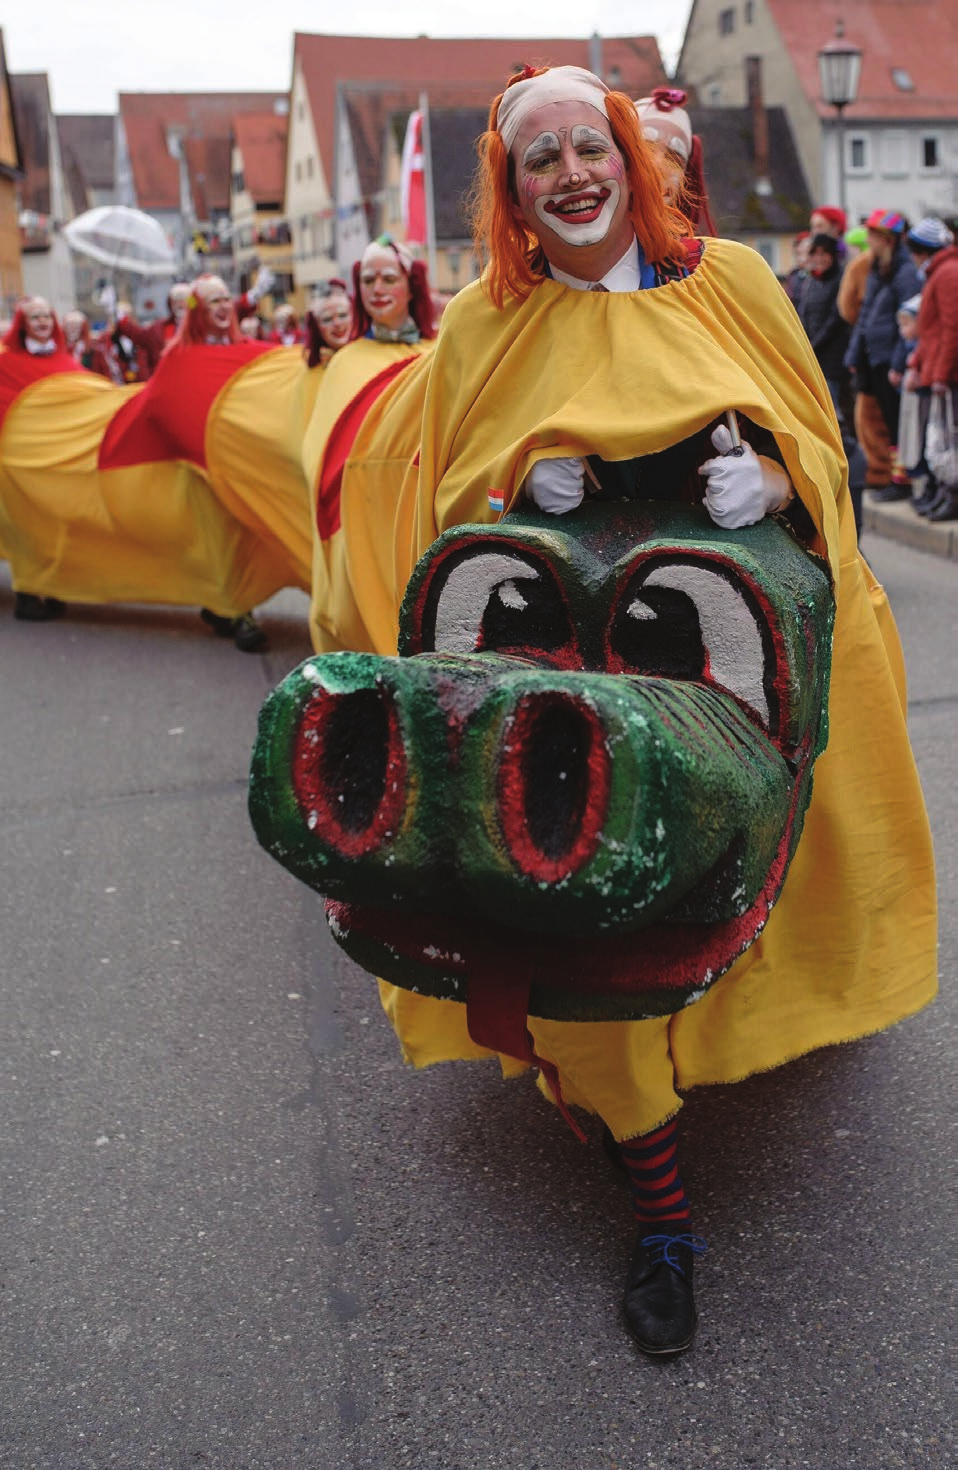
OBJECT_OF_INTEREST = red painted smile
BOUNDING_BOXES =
[544,189,611,223]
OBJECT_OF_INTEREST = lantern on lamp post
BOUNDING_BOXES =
[817,21,863,220]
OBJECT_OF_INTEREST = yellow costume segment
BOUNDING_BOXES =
[0,372,291,615]
[205,346,325,591]
[303,337,433,654]
[373,238,936,1138]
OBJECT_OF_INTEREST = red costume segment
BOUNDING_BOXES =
[99,341,275,471]
[0,350,82,433]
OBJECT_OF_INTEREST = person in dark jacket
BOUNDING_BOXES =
[844,209,922,501]
[796,233,863,536]
[796,233,850,412]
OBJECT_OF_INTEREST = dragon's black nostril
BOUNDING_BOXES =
[497,693,611,882]
[292,684,407,858]
[522,702,593,860]
[319,689,390,833]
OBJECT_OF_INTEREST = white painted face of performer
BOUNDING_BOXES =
[507,100,634,282]
[195,277,234,336]
[24,297,55,345]
[315,295,353,350]
[169,283,191,324]
[359,244,412,333]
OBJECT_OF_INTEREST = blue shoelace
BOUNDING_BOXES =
[640,1233,709,1275]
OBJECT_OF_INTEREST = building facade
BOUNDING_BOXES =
[677,0,958,225]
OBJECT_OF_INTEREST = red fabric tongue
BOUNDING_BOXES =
[466,970,587,1142]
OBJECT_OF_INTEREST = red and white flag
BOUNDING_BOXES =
[400,110,427,244]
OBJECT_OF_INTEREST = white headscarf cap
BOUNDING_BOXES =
[496,66,610,152]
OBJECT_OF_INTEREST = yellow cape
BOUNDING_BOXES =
[303,337,433,653]
[375,238,937,1137]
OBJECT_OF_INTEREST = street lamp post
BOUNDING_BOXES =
[817,21,863,221]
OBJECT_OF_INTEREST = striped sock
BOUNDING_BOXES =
[618,1119,691,1230]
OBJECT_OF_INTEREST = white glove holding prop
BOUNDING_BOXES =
[699,426,793,529]
[524,455,586,515]
[247,265,275,304]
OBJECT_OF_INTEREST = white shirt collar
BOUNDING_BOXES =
[549,237,641,293]
[25,337,57,355]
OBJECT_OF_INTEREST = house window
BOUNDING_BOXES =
[745,0,755,20]
[719,8,735,34]
[297,100,304,120]
[847,135,870,172]
[879,131,908,177]
[920,135,942,170]
[753,239,775,266]
[295,161,302,182]
[706,84,722,105]
[306,156,314,178]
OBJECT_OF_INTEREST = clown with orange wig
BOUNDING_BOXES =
[303,235,437,654]
[359,65,937,1359]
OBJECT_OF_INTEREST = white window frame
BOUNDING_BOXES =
[846,133,871,175]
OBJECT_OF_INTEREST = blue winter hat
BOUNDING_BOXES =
[906,216,954,250]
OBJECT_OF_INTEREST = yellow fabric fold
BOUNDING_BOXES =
[303,337,433,653]
[0,372,290,613]
[205,346,323,591]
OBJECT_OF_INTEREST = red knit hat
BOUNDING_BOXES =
[812,205,847,234]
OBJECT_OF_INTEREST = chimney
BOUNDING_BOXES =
[746,55,773,196]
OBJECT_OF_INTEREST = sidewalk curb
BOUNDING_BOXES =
[863,497,958,560]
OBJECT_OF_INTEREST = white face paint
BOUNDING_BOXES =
[534,179,622,247]
[510,104,633,275]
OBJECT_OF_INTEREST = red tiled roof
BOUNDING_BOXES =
[768,0,958,120]
[293,32,668,185]
[183,135,233,219]
[232,111,288,205]
[118,92,286,211]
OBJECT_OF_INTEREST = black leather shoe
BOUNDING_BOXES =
[927,492,958,522]
[13,592,66,622]
[623,1229,706,1356]
[915,489,948,516]
[233,612,268,653]
[200,607,237,638]
[870,484,912,503]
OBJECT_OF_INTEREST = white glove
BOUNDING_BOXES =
[524,456,585,515]
[248,266,275,304]
[698,425,793,529]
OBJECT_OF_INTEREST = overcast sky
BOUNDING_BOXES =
[3,3,693,113]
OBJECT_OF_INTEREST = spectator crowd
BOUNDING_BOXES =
[787,205,958,525]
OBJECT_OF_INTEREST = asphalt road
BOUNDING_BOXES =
[0,536,954,1470]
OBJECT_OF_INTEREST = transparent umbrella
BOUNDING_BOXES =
[63,205,175,277]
